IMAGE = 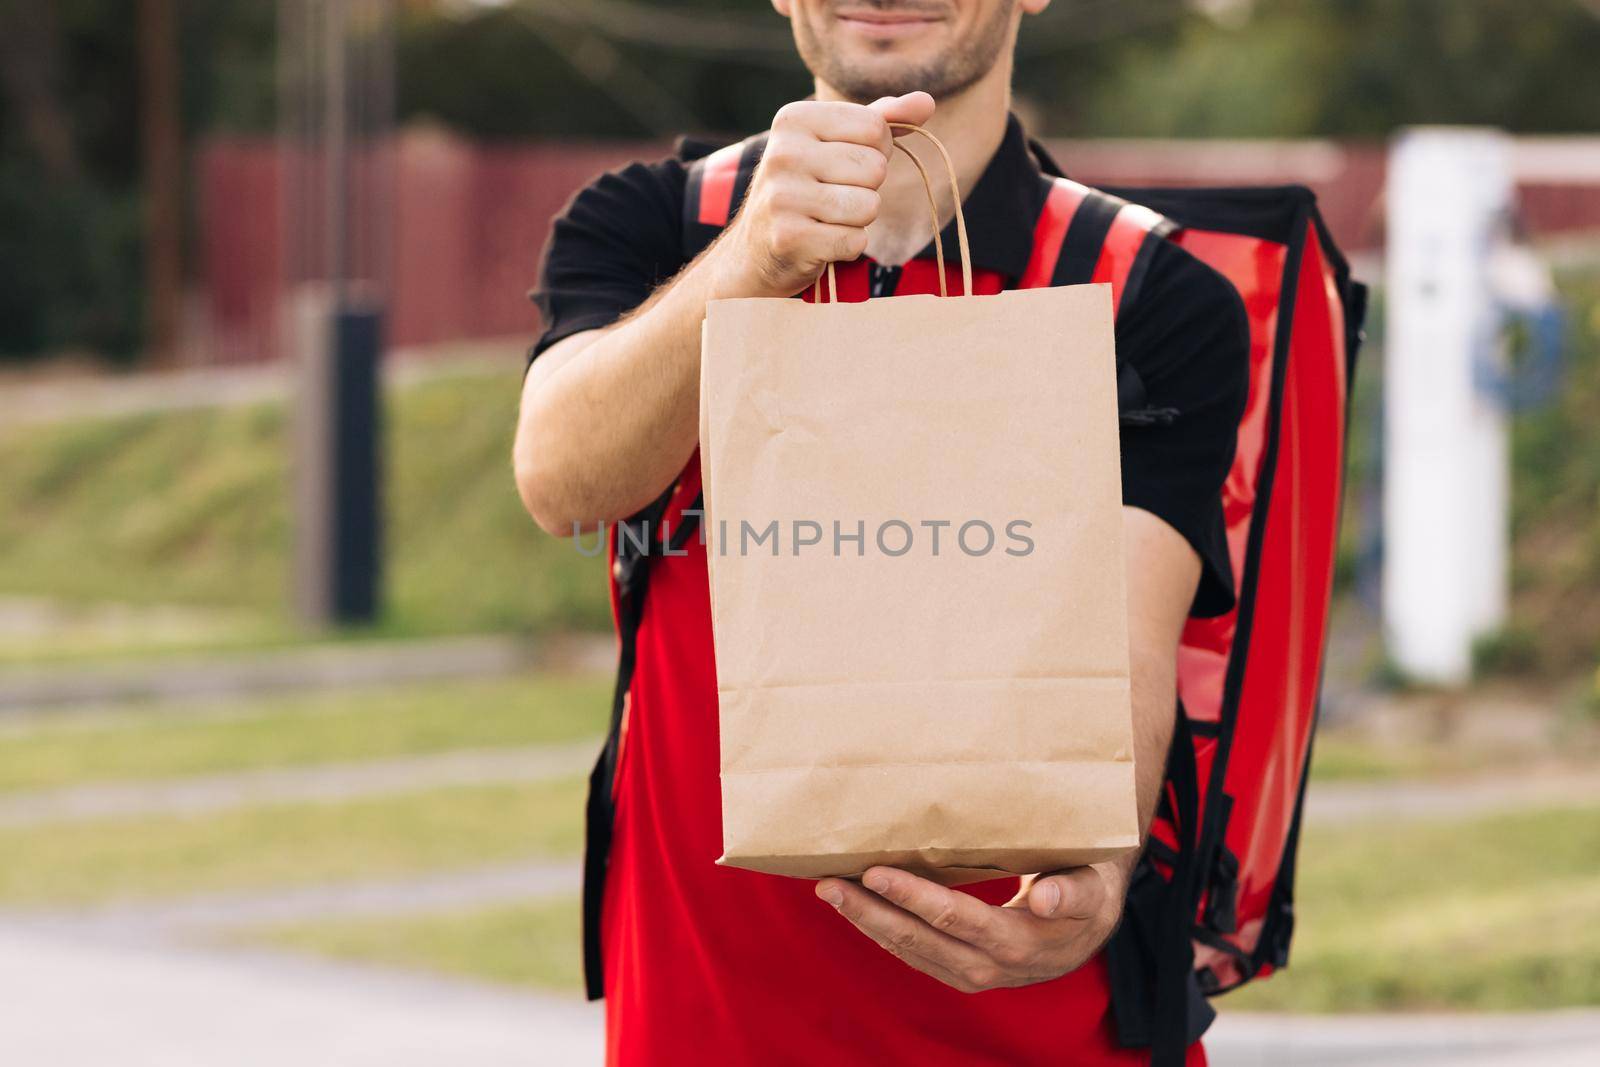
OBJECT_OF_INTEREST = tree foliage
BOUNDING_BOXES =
[4,0,1600,360]
[1084,0,1600,138]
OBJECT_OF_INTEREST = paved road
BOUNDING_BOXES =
[0,921,603,1067]
[0,344,519,427]
[0,634,541,713]
[5,918,1598,1066]
[5,737,1591,831]
[16,861,581,935]
[1207,1009,1600,1066]
[0,740,600,826]
[1305,766,1600,825]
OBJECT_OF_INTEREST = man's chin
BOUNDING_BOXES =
[827,61,945,104]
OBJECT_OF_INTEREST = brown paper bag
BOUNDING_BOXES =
[699,126,1139,883]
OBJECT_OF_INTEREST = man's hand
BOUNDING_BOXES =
[709,91,935,299]
[514,90,938,531]
[815,863,1127,994]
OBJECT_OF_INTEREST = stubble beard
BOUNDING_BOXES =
[794,1,1017,104]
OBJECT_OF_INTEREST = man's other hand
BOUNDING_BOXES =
[710,91,936,299]
[815,863,1126,993]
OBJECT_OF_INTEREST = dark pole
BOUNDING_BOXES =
[139,0,182,364]
[285,0,389,628]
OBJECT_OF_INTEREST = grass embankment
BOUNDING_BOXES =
[3,273,1599,682]
[0,367,608,638]
[6,280,1598,678]
[0,670,608,793]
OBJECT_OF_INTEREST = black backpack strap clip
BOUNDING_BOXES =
[1106,708,1215,1060]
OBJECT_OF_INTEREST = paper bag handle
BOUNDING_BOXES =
[811,123,973,303]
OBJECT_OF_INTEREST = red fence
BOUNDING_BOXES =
[198,131,660,363]
[194,129,1600,365]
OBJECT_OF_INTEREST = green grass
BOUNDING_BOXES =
[0,775,586,905]
[0,671,609,793]
[1307,735,1502,782]
[1308,737,1435,781]
[240,805,1600,1014]
[0,367,608,636]
[1227,806,1600,1012]
[251,897,583,994]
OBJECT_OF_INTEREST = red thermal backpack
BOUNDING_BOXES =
[581,131,1366,1064]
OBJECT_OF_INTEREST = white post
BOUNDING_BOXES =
[1383,127,1514,685]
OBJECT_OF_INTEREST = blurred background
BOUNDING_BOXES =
[1,1,1598,1064]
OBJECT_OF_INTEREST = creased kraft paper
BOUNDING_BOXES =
[700,283,1140,882]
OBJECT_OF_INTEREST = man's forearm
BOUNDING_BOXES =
[513,249,725,534]
[1097,506,1195,891]
[1096,628,1180,892]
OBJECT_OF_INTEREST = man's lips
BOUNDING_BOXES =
[836,8,946,37]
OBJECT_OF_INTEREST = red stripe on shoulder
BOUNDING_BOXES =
[1018,178,1090,289]
[1091,202,1167,316]
[696,142,745,227]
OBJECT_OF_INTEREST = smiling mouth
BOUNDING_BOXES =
[836,8,947,36]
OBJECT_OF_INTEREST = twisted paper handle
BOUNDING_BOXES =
[812,122,973,303]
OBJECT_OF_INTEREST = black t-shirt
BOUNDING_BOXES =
[529,118,1249,617]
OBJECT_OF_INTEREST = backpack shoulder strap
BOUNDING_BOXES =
[1094,192,1178,319]
[1022,174,1178,320]
[1024,174,1179,415]
[1018,176,1094,289]
[684,132,770,253]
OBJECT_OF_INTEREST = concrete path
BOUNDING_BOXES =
[1305,767,1600,826]
[22,860,581,935]
[0,343,520,427]
[0,363,289,426]
[4,730,1589,833]
[0,920,603,1067]
[0,634,540,713]
[0,597,261,658]
[1208,1008,1600,1066]
[0,740,599,827]
[5,916,1598,1067]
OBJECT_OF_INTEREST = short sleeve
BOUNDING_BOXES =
[528,157,691,362]
[1113,240,1250,618]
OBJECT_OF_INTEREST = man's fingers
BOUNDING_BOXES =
[1026,866,1108,921]
[738,93,936,295]
[805,140,891,190]
[816,878,993,979]
[860,867,1002,951]
[788,181,879,227]
[776,99,893,150]
[868,90,937,131]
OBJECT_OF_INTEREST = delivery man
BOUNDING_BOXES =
[514,2,1247,1063]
